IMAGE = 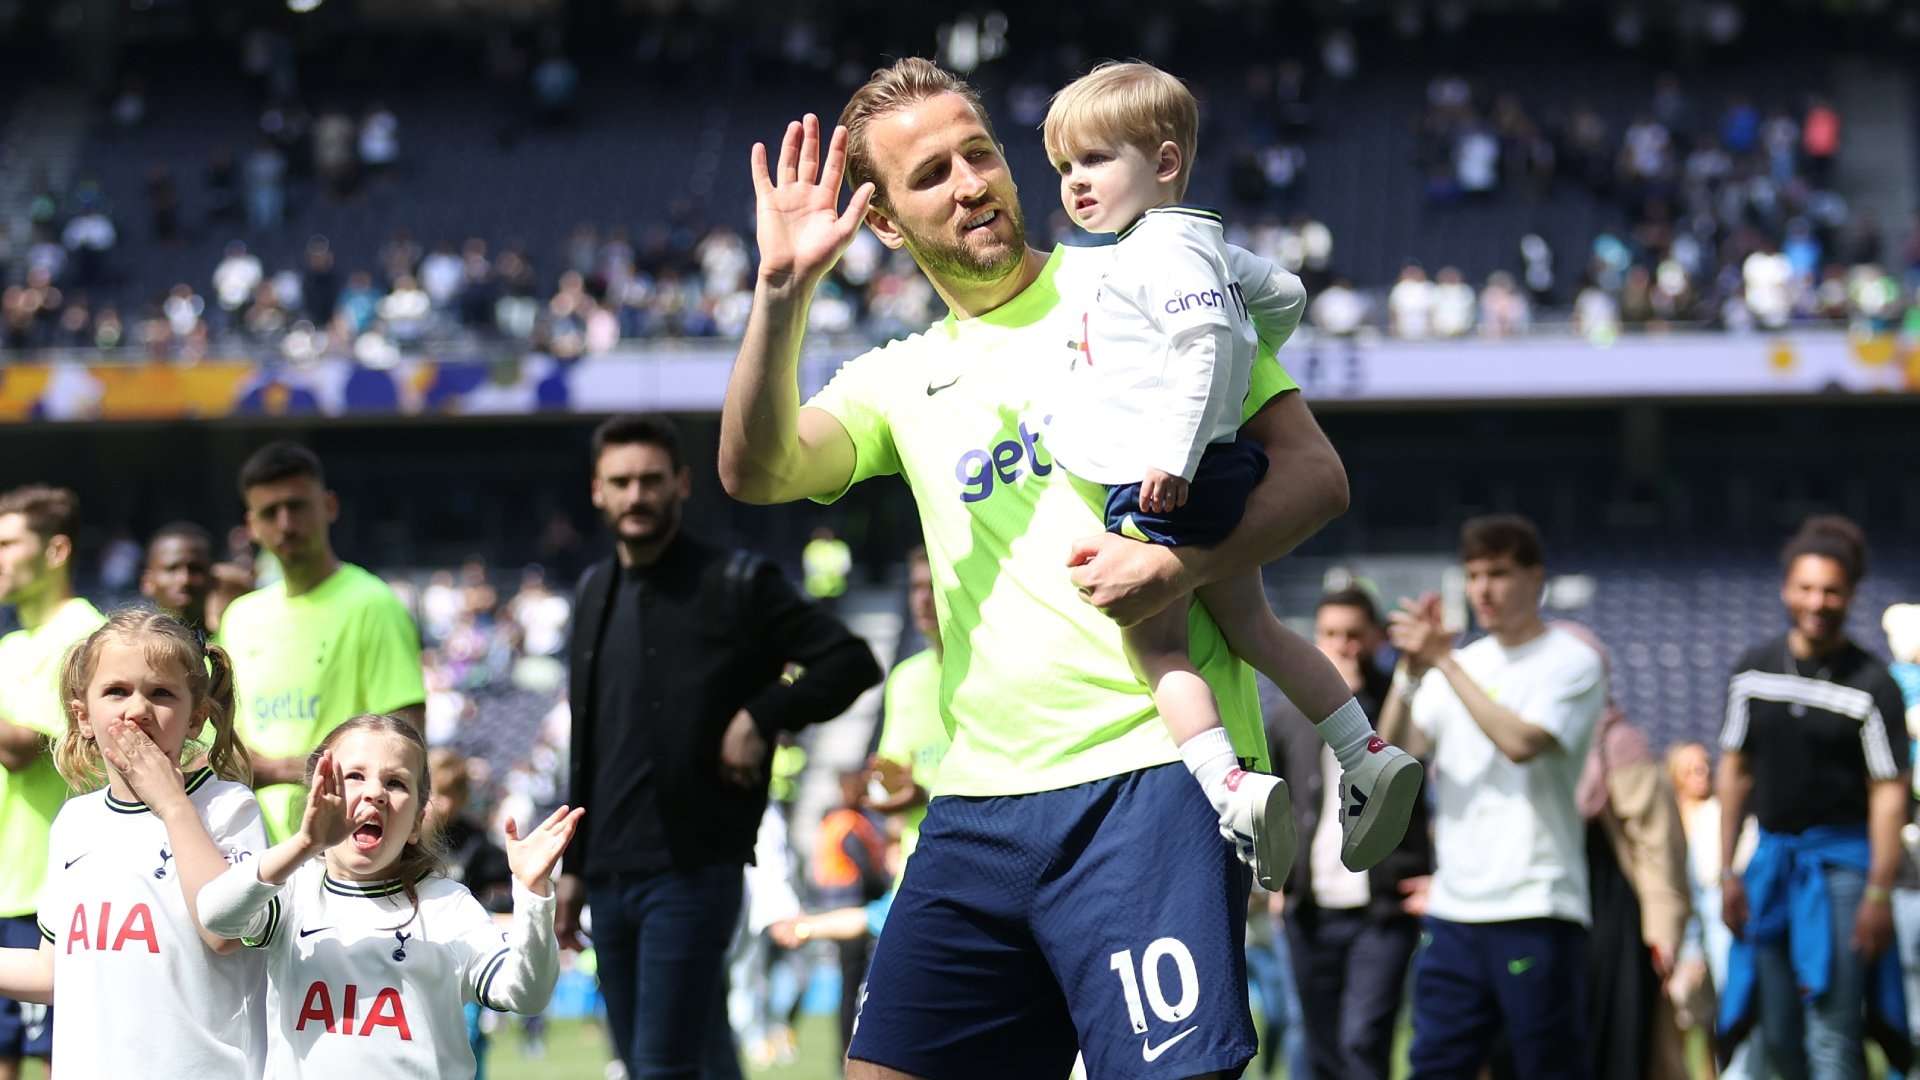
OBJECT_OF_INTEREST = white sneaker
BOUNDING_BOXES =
[1218,769,1296,892]
[1338,737,1424,872]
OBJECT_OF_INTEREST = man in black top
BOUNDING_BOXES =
[556,414,881,1080]
[1717,515,1912,1078]
[1265,587,1433,1080]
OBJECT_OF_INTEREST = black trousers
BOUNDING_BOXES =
[1287,907,1421,1080]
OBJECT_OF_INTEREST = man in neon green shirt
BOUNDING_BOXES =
[719,60,1349,1079]
[867,546,949,864]
[0,485,105,1074]
[217,442,425,841]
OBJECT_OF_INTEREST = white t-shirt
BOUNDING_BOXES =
[1046,207,1297,485]
[199,860,558,1079]
[1411,626,1605,925]
[38,771,269,1077]
[1311,745,1370,910]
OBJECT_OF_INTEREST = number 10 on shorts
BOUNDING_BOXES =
[1108,937,1199,1034]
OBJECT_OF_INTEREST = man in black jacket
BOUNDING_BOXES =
[556,414,881,1080]
[1265,587,1433,1080]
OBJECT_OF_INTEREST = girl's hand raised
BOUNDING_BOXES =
[295,750,352,855]
[504,805,584,898]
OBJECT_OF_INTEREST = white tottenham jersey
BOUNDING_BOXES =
[199,859,558,1079]
[37,769,269,1077]
[1047,207,1291,485]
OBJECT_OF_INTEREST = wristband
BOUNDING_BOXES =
[1866,885,1893,904]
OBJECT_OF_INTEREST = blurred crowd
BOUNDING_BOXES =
[1408,72,1920,341]
[0,215,946,360]
[8,23,1920,358]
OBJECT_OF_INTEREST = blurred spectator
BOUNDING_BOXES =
[1309,278,1367,337]
[1269,589,1431,1080]
[1802,98,1840,188]
[313,109,359,200]
[110,75,146,128]
[1478,272,1531,338]
[1429,267,1476,338]
[378,275,432,344]
[507,567,570,658]
[1387,264,1433,340]
[359,104,400,177]
[60,192,116,289]
[244,139,286,232]
[212,241,264,329]
[1554,621,1690,1080]
[302,239,341,325]
[337,271,382,336]
[1668,741,1766,1080]
[813,769,889,1053]
[205,147,239,225]
[1575,278,1621,345]
[532,47,579,126]
[420,242,464,309]
[145,164,180,244]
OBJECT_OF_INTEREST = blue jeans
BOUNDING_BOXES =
[1246,915,1308,1079]
[589,864,745,1080]
[1754,864,1869,1080]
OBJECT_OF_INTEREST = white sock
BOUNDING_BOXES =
[1179,727,1240,816]
[1317,697,1374,772]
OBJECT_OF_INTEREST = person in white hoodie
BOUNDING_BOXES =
[199,713,579,1079]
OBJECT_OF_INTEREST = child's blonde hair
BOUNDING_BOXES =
[308,714,446,927]
[56,607,249,790]
[1042,61,1199,199]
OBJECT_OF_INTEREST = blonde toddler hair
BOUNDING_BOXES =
[1042,61,1199,200]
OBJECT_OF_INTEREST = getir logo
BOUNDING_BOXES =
[954,420,1051,503]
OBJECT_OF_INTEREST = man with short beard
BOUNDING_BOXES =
[555,413,880,1080]
[0,486,105,1080]
[719,58,1347,1080]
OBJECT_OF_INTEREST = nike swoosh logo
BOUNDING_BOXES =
[299,927,332,939]
[63,854,87,869]
[1142,1026,1198,1062]
[926,376,961,396]
[1508,957,1535,975]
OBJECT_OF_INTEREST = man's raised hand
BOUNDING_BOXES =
[751,113,876,295]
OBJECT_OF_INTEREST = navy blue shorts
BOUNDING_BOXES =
[1106,438,1269,547]
[848,763,1256,1080]
[0,915,50,1058]
[1409,916,1590,1079]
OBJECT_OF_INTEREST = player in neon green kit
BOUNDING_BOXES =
[867,546,949,864]
[216,442,425,842]
[0,486,105,1076]
[720,58,1350,1080]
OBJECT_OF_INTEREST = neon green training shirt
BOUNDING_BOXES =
[0,596,105,917]
[807,243,1303,797]
[217,563,424,841]
[875,648,949,862]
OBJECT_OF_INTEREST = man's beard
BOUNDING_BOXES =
[900,200,1028,285]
